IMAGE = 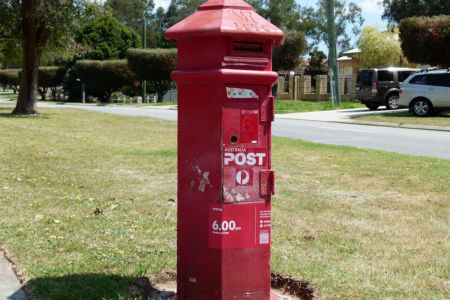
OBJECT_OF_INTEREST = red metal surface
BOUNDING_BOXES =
[165,0,283,46]
[165,0,283,298]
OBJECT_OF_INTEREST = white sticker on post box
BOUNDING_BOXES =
[226,87,259,99]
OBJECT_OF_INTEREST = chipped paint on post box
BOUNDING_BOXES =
[165,0,283,299]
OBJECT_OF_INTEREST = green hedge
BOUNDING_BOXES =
[399,15,450,67]
[75,60,137,102]
[127,48,177,102]
[0,69,20,93]
[38,66,67,100]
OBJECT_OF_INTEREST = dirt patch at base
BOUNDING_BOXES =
[271,273,315,300]
[136,271,315,300]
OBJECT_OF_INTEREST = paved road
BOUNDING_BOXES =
[273,118,450,159]
[1,101,449,159]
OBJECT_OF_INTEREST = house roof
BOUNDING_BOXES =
[342,48,361,56]
[337,56,352,61]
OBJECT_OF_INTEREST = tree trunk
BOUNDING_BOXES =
[38,87,48,101]
[50,86,57,100]
[13,0,40,115]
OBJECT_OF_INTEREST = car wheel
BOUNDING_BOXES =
[365,103,379,110]
[411,98,433,117]
[386,94,399,109]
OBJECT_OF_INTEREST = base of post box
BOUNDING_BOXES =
[170,289,281,300]
[270,289,281,300]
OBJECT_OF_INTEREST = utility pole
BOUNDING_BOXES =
[326,0,341,106]
[142,17,147,103]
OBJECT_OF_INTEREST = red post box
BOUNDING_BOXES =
[165,0,283,298]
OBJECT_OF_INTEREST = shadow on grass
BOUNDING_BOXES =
[0,112,50,119]
[0,112,17,118]
[18,274,175,300]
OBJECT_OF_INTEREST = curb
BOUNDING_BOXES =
[0,246,27,300]
[345,119,450,132]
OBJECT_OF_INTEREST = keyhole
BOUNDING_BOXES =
[230,136,238,144]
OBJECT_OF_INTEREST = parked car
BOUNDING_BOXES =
[356,67,420,110]
[398,69,450,117]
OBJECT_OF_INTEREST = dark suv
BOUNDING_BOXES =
[356,67,419,110]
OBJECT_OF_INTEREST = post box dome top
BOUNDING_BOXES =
[165,0,284,46]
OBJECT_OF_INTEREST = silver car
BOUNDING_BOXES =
[398,69,450,117]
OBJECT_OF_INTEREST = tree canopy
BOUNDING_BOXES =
[75,14,141,60]
[357,26,413,68]
[0,0,83,114]
[272,30,306,71]
[304,47,329,76]
[104,0,156,47]
[381,0,450,24]
[248,0,302,31]
[249,0,363,52]
[300,0,364,52]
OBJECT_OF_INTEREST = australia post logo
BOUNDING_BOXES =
[223,148,267,167]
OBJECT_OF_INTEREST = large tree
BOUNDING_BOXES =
[248,0,302,30]
[151,7,176,48]
[75,14,141,60]
[104,0,156,47]
[299,0,364,52]
[357,26,413,68]
[0,0,81,115]
[382,0,450,24]
[272,30,306,71]
[304,47,328,76]
[249,0,363,52]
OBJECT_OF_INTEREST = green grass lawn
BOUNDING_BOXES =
[275,100,364,114]
[0,90,19,101]
[355,111,450,127]
[0,108,448,299]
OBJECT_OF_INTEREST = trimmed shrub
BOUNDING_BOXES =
[305,47,329,88]
[62,68,83,102]
[127,48,177,102]
[38,66,67,100]
[399,15,450,67]
[0,69,20,93]
[75,60,137,102]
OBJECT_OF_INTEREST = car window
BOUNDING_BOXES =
[357,71,373,86]
[378,70,394,81]
[428,74,450,87]
[410,74,429,85]
[398,71,414,82]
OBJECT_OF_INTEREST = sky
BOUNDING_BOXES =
[95,0,388,54]
[150,0,388,53]
[97,0,388,31]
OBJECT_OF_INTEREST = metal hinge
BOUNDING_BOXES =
[260,170,275,197]
[260,96,274,123]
